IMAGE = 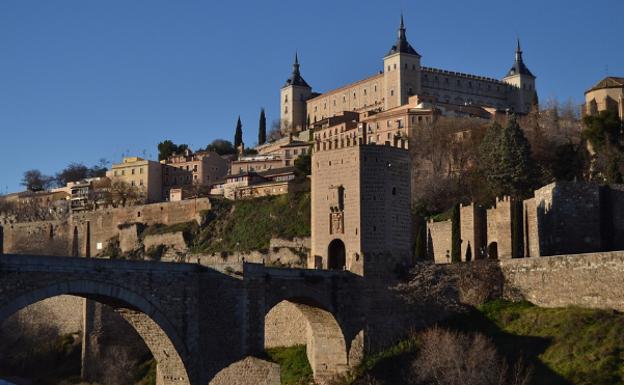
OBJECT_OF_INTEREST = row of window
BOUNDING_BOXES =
[113,167,144,177]
[387,63,418,72]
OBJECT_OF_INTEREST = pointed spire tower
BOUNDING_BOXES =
[281,52,312,133]
[383,15,422,110]
[503,38,537,114]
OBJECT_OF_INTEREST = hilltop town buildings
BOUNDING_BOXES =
[107,157,166,203]
[281,17,537,134]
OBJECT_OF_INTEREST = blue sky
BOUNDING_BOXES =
[1,0,622,194]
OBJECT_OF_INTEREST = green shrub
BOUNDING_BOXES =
[194,192,310,253]
[266,345,313,385]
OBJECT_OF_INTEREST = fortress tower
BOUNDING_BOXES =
[383,15,422,110]
[502,39,537,113]
[310,134,412,276]
[280,53,312,133]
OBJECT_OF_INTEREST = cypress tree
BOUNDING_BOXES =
[478,116,536,198]
[234,116,243,149]
[258,109,267,145]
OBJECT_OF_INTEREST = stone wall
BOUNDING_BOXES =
[209,357,280,385]
[269,237,311,250]
[144,232,188,257]
[3,220,74,256]
[2,295,84,335]
[119,224,141,253]
[523,198,539,258]
[2,198,211,258]
[459,203,486,261]
[196,247,307,272]
[426,219,452,264]
[610,185,624,250]
[264,301,307,348]
[532,182,602,256]
[486,197,513,259]
[75,198,210,257]
[500,251,624,311]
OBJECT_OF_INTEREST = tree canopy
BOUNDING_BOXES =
[157,140,189,161]
[21,169,54,192]
[204,139,236,156]
[582,109,622,150]
[55,159,108,186]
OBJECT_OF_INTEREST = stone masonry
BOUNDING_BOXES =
[0,254,376,385]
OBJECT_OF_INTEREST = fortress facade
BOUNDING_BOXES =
[281,16,536,132]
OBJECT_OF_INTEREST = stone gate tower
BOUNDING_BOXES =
[311,130,412,276]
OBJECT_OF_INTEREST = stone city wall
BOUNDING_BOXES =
[3,220,74,256]
[2,198,211,258]
[500,251,624,311]
[144,232,188,257]
[486,197,513,259]
[459,203,486,261]
[269,237,311,250]
[426,219,452,264]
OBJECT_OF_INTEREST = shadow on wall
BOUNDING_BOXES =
[535,183,624,256]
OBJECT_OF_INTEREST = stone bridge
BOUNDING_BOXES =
[0,254,369,385]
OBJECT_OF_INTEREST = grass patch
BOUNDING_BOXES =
[476,300,624,385]
[344,301,624,385]
[265,345,313,385]
[193,192,310,253]
[133,358,157,385]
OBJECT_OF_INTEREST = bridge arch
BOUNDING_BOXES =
[0,279,192,385]
[264,297,349,382]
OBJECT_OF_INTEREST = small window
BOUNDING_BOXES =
[392,187,397,195]
[137,211,141,218]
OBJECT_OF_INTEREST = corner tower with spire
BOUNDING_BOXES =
[503,39,537,113]
[383,14,422,110]
[280,53,312,133]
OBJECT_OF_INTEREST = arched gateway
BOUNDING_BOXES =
[328,239,346,270]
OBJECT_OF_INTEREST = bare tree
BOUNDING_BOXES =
[411,327,532,385]
[110,181,145,207]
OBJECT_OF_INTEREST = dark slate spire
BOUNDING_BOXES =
[387,14,420,57]
[284,52,310,88]
[506,39,534,77]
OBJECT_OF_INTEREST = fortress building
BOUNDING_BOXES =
[281,16,536,132]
